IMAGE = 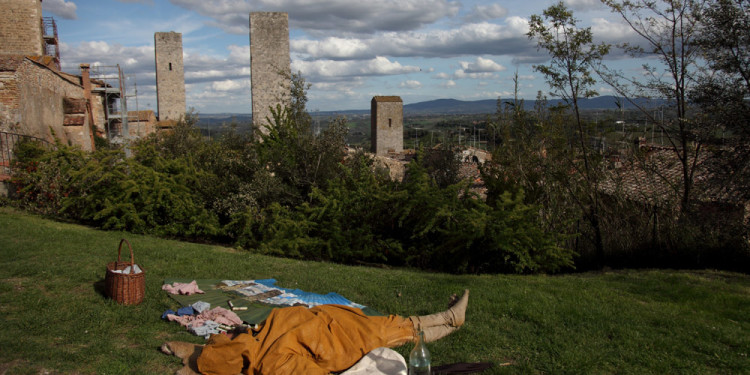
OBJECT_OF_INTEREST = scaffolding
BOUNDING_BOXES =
[89,65,140,143]
[41,17,60,70]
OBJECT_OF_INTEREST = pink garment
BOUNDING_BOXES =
[167,306,243,328]
[162,280,205,295]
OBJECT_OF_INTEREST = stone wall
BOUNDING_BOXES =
[0,0,43,57]
[0,58,92,150]
[154,32,186,122]
[127,110,156,138]
[250,12,290,135]
[371,96,404,156]
[0,58,23,132]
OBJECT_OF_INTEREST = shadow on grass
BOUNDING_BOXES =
[93,279,107,299]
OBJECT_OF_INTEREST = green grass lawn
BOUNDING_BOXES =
[0,207,748,374]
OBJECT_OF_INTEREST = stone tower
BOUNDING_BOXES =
[0,0,44,57]
[154,31,186,122]
[250,12,291,135]
[371,96,404,156]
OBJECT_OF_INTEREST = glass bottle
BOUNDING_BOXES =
[408,330,431,375]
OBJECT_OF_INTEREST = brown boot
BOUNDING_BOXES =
[409,289,469,330]
[160,341,204,375]
[422,324,458,343]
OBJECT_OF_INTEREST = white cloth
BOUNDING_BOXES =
[341,347,407,375]
[111,264,142,274]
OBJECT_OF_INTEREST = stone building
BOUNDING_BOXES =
[0,0,158,185]
[0,0,96,150]
[371,96,404,156]
[0,57,95,149]
[127,110,158,138]
[154,31,186,122]
[250,12,290,136]
[0,0,46,59]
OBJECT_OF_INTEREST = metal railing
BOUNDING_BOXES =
[0,131,52,179]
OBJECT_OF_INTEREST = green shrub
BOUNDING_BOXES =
[244,152,574,274]
[62,148,220,238]
[11,140,86,216]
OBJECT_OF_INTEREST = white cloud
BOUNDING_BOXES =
[293,20,534,60]
[450,57,505,80]
[590,18,639,44]
[399,80,423,89]
[42,0,77,20]
[459,57,506,73]
[60,41,154,73]
[443,80,457,88]
[116,0,154,4]
[453,70,497,79]
[464,4,508,22]
[290,37,369,60]
[211,79,249,91]
[170,0,460,35]
[564,0,605,11]
[292,56,420,80]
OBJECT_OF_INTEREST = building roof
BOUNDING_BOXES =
[600,145,747,208]
[372,96,402,102]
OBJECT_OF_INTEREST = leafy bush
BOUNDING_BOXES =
[62,148,220,238]
[11,139,86,216]
[242,152,574,274]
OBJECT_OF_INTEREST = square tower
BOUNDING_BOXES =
[371,96,404,156]
[0,0,44,57]
[154,31,186,122]
[250,12,291,136]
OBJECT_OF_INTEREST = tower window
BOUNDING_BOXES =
[169,63,172,71]
[388,119,392,128]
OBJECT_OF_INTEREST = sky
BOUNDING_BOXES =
[41,0,647,114]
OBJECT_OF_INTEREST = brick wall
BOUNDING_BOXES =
[154,32,186,122]
[0,0,43,57]
[0,71,21,132]
[5,58,92,150]
[371,96,404,156]
[250,12,291,135]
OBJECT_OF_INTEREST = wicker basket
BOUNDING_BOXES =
[105,239,145,305]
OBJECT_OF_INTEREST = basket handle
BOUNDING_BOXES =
[117,238,135,266]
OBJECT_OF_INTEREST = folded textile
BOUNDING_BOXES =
[111,264,142,274]
[191,301,211,313]
[162,280,204,295]
[161,306,195,320]
[161,309,175,320]
[189,320,221,339]
[167,306,242,329]
[177,306,195,316]
[220,279,365,308]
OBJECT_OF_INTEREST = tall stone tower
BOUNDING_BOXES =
[250,12,291,135]
[0,0,44,57]
[371,96,404,156]
[154,31,186,122]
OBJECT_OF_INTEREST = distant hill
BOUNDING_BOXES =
[197,96,668,126]
[403,96,668,115]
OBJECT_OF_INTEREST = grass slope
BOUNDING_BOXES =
[0,207,748,374]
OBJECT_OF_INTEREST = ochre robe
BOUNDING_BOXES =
[197,304,415,375]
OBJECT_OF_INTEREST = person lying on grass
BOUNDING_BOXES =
[161,289,469,375]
